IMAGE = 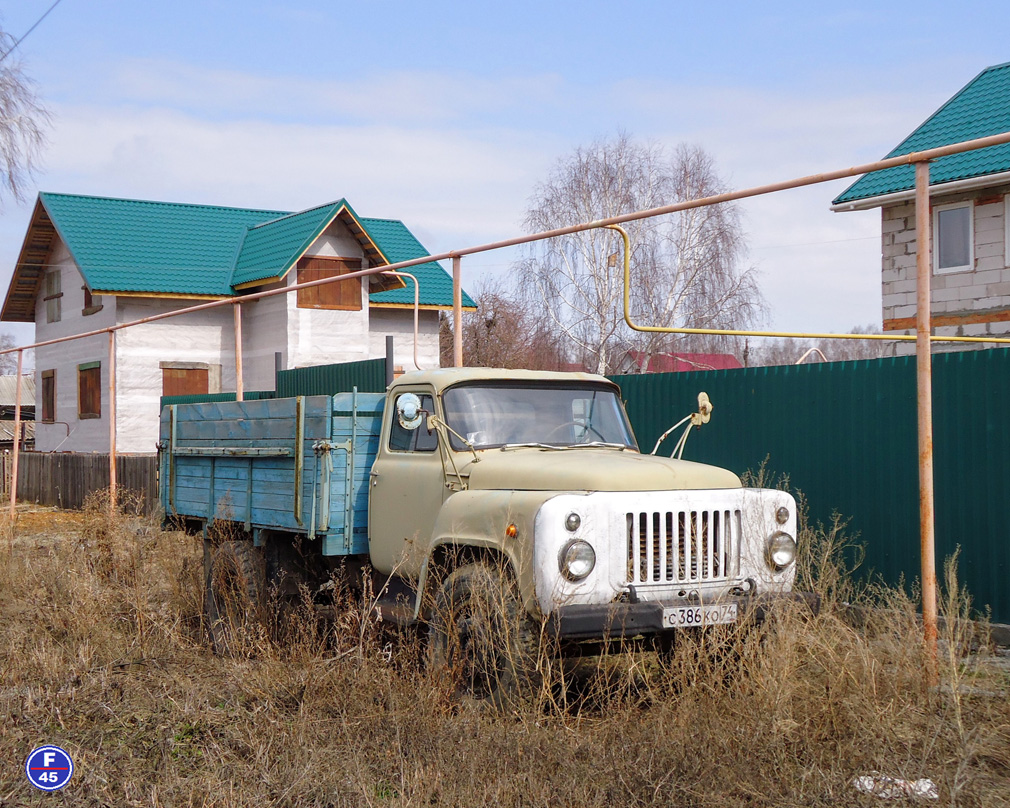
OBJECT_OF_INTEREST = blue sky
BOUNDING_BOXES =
[1,1,1008,348]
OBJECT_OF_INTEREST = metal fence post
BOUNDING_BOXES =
[453,255,463,367]
[109,331,117,513]
[234,302,244,402]
[915,160,938,681]
[8,349,22,528]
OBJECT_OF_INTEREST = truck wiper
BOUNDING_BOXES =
[500,441,627,451]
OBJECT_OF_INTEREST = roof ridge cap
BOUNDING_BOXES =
[247,200,345,231]
[359,215,404,224]
[40,191,286,217]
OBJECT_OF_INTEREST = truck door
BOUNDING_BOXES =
[368,388,446,576]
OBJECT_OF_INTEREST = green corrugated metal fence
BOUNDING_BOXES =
[610,348,1010,623]
[275,358,387,397]
[160,390,275,409]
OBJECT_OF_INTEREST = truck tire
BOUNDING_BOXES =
[205,540,266,655]
[427,562,540,709]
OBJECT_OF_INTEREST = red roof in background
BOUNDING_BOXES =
[625,351,742,373]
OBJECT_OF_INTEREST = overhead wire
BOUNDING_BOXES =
[0,0,66,65]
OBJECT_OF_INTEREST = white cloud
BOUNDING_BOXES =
[44,104,560,242]
[101,59,566,128]
[16,62,942,335]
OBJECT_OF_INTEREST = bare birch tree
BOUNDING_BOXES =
[439,276,567,370]
[517,134,763,374]
[0,27,49,203]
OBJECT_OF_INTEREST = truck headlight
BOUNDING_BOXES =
[559,539,595,582]
[766,531,797,571]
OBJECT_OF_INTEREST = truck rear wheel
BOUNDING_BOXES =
[205,540,266,655]
[427,562,540,709]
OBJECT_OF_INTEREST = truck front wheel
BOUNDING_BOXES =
[427,563,540,709]
[205,540,266,655]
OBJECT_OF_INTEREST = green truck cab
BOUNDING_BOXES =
[161,367,808,702]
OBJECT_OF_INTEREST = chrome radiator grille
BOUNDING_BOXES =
[626,509,740,585]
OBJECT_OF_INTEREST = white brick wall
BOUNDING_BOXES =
[881,192,1010,346]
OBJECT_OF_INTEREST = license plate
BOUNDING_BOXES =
[662,603,737,628]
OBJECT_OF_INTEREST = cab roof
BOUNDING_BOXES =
[389,367,620,395]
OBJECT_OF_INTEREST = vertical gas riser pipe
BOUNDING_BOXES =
[8,349,22,525]
[452,255,463,368]
[108,331,118,513]
[914,161,938,679]
[234,302,244,402]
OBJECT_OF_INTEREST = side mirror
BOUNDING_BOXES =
[691,392,712,426]
[396,393,424,430]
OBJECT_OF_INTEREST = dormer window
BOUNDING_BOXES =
[296,257,362,310]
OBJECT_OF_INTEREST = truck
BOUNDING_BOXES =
[159,367,810,704]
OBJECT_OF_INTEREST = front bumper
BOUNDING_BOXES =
[547,592,820,641]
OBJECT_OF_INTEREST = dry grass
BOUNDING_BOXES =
[0,497,1008,807]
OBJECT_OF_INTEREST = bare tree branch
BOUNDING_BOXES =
[0,28,49,204]
[439,275,567,370]
[517,134,765,374]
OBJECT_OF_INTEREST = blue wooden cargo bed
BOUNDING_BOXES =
[159,391,385,555]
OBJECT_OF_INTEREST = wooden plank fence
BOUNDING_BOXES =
[12,452,159,514]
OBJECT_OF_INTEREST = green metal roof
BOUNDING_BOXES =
[364,217,477,308]
[39,192,283,295]
[24,193,467,308]
[834,62,1010,206]
[232,201,347,287]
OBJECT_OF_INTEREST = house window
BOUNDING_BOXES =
[933,201,973,274]
[82,286,103,316]
[78,361,101,419]
[41,370,55,423]
[296,257,362,311]
[162,366,209,397]
[160,362,219,397]
[44,271,62,323]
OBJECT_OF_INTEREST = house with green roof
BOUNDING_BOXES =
[1,192,474,453]
[832,61,1010,348]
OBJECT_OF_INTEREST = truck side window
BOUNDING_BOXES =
[389,393,438,452]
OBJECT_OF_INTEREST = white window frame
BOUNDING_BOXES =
[932,200,974,275]
[1005,194,1010,268]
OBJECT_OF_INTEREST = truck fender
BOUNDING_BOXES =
[412,489,548,622]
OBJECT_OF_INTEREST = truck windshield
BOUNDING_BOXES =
[442,383,637,450]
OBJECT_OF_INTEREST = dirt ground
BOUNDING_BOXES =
[1,503,1009,808]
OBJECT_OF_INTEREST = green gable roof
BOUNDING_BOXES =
[40,192,282,296]
[834,62,1010,206]
[364,217,477,308]
[6,193,469,317]
[232,201,348,287]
